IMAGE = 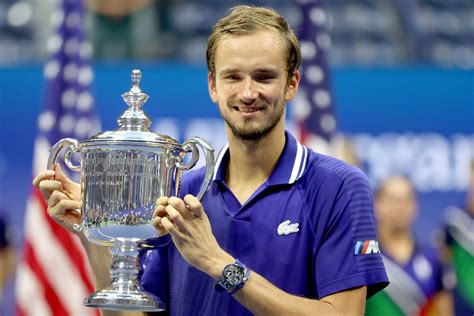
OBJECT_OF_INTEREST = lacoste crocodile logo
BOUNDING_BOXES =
[277,220,300,236]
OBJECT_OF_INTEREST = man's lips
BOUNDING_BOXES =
[233,106,264,113]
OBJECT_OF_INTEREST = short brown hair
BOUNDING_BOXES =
[206,5,301,80]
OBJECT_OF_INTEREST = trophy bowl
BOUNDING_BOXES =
[46,70,215,311]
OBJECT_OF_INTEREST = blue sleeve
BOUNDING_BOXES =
[138,236,172,309]
[314,168,389,299]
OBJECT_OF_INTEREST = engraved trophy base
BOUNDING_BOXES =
[84,286,165,311]
[84,241,166,312]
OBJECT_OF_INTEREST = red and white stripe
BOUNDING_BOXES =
[15,136,99,316]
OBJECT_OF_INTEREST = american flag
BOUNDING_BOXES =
[15,0,100,315]
[293,1,337,156]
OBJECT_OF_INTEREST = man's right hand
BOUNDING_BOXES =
[32,164,82,233]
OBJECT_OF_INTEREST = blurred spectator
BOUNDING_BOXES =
[0,214,16,302]
[85,0,169,59]
[1,0,472,66]
[366,176,453,316]
[440,160,474,315]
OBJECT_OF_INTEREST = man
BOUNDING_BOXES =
[33,6,388,315]
[366,176,452,316]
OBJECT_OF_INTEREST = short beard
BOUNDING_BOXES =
[223,106,284,142]
[225,117,280,141]
[220,98,286,141]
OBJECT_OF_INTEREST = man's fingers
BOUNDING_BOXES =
[54,164,79,192]
[32,170,55,187]
[38,180,63,201]
[168,197,186,212]
[48,190,68,209]
[153,204,167,218]
[160,217,178,234]
[152,217,168,236]
[184,194,204,218]
[153,197,169,217]
[48,199,82,221]
[54,164,82,200]
[156,196,169,206]
[169,196,197,219]
[165,205,188,233]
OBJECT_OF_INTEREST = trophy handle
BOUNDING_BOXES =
[176,137,215,200]
[47,138,83,232]
[47,138,81,172]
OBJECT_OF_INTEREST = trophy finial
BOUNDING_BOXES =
[131,69,142,92]
[119,69,151,130]
[122,69,149,108]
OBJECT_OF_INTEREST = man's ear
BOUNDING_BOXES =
[285,70,300,101]
[208,72,218,103]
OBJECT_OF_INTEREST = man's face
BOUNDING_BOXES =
[208,30,299,141]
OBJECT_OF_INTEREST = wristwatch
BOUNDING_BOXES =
[215,259,250,294]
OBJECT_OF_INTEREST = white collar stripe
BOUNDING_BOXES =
[289,141,303,184]
[297,146,308,180]
[212,143,229,180]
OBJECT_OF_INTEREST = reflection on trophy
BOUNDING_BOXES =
[47,70,215,311]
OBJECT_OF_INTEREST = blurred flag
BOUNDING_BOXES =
[293,1,338,156]
[15,0,100,315]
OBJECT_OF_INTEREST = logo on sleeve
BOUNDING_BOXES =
[354,240,380,255]
[277,220,300,236]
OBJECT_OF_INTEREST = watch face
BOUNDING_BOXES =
[223,264,244,287]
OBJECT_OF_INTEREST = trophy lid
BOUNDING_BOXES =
[83,69,179,147]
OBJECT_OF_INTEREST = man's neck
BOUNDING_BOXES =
[228,130,285,180]
[225,127,286,204]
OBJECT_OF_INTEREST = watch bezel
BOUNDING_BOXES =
[223,263,245,287]
[216,259,249,294]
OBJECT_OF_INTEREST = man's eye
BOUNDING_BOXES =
[256,75,274,82]
[226,75,240,80]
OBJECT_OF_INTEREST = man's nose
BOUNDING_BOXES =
[239,77,258,102]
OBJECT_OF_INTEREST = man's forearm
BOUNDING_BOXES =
[204,251,366,316]
[232,270,366,316]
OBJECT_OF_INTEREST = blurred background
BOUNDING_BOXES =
[0,0,473,314]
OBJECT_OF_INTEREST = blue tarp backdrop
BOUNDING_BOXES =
[0,64,473,247]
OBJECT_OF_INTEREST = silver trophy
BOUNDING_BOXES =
[47,70,215,311]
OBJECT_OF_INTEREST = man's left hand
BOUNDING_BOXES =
[152,194,231,276]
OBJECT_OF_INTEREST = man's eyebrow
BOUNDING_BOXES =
[219,68,240,76]
[253,68,279,74]
[219,68,280,75]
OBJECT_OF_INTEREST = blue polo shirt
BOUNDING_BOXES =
[139,131,388,315]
